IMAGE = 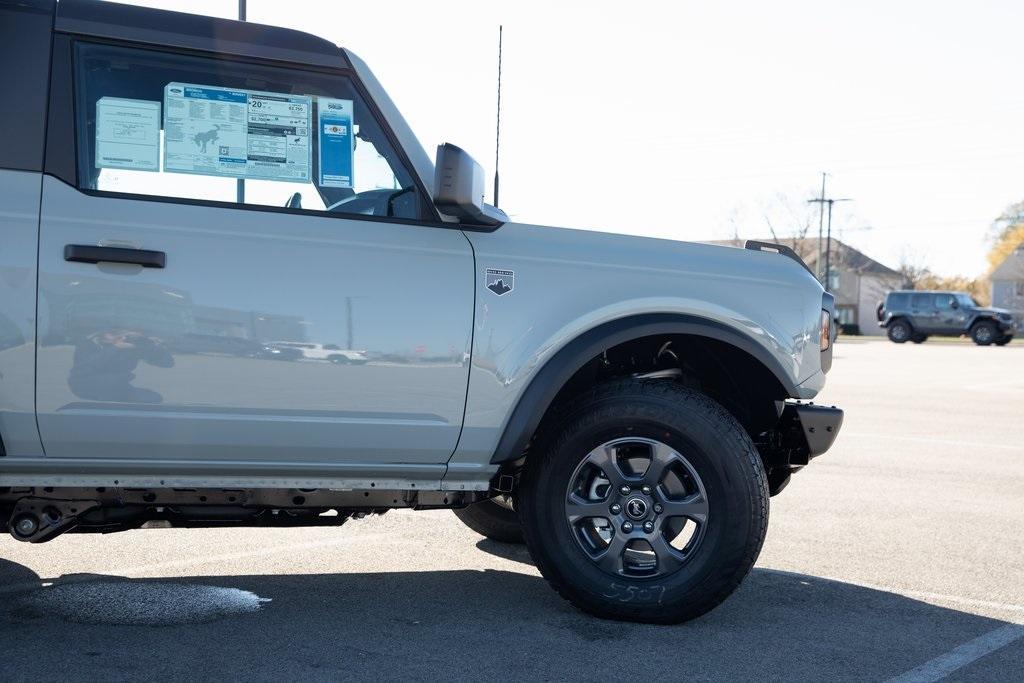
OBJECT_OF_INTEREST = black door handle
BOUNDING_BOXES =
[64,244,166,269]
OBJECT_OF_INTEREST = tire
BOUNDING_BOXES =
[453,496,523,544]
[995,335,1012,346]
[516,379,768,624]
[887,319,912,343]
[911,333,927,344]
[971,321,997,346]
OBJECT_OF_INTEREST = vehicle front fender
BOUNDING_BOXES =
[485,312,799,464]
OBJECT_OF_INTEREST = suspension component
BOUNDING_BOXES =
[8,497,100,543]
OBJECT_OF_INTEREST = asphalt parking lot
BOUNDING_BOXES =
[1,339,1022,681]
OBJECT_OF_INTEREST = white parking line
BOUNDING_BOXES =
[843,432,1024,453]
[885,624,1024,683]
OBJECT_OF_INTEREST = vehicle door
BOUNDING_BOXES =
[35,39,474,470]
[933,294,964,334]
[909,293,938,332]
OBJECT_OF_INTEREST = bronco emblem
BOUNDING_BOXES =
[625,497,649,520]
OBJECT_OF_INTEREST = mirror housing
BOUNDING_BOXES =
[433,143,508,228]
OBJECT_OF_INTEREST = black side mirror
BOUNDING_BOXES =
[950,300,959,309]
[433,143,508,228]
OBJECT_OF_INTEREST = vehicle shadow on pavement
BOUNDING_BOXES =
[0,557,1017,681]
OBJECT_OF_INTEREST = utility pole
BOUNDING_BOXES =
[807,194,852,291]
[236,0,246,205]
[815,173,827,279]
[493,25,503,208]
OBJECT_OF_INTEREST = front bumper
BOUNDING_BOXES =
[760,401,844,496]
[788,402,844,459]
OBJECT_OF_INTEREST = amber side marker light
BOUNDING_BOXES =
[820,310,832,351]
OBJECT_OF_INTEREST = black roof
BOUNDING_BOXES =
[55,0,349,69]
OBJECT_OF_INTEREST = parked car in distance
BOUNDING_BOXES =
[879,290,1017,345]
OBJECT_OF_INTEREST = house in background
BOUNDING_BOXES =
[709,237,907,335]
[990,245,1024,323]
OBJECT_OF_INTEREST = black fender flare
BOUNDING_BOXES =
[489,313,799,464]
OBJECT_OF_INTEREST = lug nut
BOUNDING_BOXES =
[622,521,634,533]
[641,485,652,495]
[610,503,621,514]
[643,521,654,532]
[654,504,663,514]
[13,515,38,538]
[619,485,631,495]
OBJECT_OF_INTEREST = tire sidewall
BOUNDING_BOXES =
[521,395,762,613]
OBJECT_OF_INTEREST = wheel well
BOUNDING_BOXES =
[539,333,789,442]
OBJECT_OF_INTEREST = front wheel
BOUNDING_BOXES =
[971,321,997,346]
[517,380,768,623]
[995,335,1012,346]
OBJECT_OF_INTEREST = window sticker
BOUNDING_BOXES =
[317,97,354,188]
[95,97,161,171]
[162,83,311,183]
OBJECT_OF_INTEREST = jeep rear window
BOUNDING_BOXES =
[886,293,909,309]
[910,293,933,308]
[73,43,424,221]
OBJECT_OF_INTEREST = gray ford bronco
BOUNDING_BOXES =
[0,0,842,623]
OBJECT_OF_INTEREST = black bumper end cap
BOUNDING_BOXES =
[792,403,844,458]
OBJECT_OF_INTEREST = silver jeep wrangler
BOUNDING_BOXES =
[0,0,842,623]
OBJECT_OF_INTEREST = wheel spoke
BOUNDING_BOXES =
[565,493,610,523]
[659,492,709,523]
[642,441,679,487]
[595,533,629,574]
[585,445,629,487]
[648,531,686,575]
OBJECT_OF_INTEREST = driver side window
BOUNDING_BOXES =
[74,42,423,221]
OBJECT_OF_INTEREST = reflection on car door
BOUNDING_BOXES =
[36,179,474,467]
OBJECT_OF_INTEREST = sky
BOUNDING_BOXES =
[113,0,1024,277]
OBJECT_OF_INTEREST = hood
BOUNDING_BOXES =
[492,222,825,290]
[973,306,1014,316]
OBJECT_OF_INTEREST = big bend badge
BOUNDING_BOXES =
[485,268,515,296]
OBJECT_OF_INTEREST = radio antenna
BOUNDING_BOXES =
[493,25,503,208]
